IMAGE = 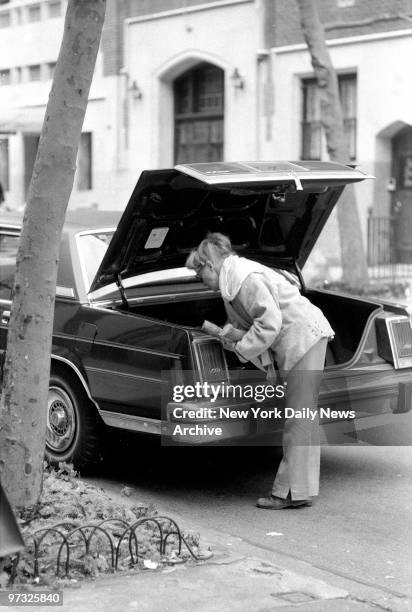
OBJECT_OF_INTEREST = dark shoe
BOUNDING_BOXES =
[256,494,313,509]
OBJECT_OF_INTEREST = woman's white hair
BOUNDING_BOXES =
[186,232,233,270]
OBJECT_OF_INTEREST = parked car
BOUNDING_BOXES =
[1,161,411,468]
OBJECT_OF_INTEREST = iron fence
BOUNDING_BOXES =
[368,215,412,281]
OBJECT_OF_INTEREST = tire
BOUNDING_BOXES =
[45,372,101,471]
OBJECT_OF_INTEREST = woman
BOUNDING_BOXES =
[186,232,334,509]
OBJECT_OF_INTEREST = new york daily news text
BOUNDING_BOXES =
[171,382,355,421]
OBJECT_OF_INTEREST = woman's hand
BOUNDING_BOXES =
[220,323,245,342]
[219,336,236,352]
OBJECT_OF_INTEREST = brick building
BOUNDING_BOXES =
[0,0,411,267]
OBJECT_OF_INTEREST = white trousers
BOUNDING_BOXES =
[272,338,328,501]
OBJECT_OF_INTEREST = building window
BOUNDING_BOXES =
[48,1,61,18]
[28,64,41,81]
[77,132,92,190]
[28,4,41,22]
[46,62,56,79]
[174,63,224,164]
[339,75,357,160]
[0,69,11,86]
[0,138,9,191]
[0,11,10,27]
[15,66,22,83]
[14,7,22,25]
[301,74,357,160]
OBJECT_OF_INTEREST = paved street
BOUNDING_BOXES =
[89,413,412,608]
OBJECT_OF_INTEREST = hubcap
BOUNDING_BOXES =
[46,386,76,453]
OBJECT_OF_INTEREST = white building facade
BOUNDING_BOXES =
[1,0,411,264]
[0,0,128,210]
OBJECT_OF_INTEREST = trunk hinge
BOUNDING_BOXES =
[290,171,303,191]
[294,261,306,293]
[115,271,129,310]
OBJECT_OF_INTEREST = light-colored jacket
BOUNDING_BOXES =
[219,255,334,372]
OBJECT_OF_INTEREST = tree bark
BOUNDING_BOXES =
[0,0,106,509]
[296,0,368,285]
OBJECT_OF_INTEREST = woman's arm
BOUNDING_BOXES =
[234,274,282,361]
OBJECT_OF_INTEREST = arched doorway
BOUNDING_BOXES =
[173,63,224,164]
[391,126,412,262]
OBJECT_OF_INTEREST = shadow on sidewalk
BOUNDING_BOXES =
[94,430,282,492]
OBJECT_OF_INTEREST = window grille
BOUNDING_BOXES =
[174,63,224,164]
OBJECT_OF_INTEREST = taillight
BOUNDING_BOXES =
[376,315,412,369]
[192,338,229,383]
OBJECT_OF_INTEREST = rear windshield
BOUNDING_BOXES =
[77,231,114,290]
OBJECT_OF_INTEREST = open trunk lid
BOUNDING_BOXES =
[89,160,373,294]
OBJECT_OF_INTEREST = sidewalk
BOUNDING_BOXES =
[5,513,411,612]
[53,555,358,612]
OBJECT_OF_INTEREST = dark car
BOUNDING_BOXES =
[1,161,412,468]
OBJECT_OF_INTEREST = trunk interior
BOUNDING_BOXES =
[127,289,381,367]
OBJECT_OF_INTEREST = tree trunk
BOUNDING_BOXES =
[0,0,106,509]
[296,0,368,286]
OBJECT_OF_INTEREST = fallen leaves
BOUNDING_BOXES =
[120,485,133,497]
[0,462,210,588]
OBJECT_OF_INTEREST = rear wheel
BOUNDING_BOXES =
[45,372,101,471]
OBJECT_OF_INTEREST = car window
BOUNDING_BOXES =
[0,232,20,300]
[77,231,114,291]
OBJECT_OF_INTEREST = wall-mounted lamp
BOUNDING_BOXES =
[386,177,396,192]
[129,80,143,100]
[231,68,244,90]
